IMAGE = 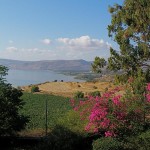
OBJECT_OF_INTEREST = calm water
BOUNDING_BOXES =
[6,69,84,87]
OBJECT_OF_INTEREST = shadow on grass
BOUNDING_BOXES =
[32,125,95,150]
[0,125,100,150]
[0,136,42,150]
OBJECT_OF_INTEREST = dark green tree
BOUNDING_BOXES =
[93,0,150,81]
[91,57,106,73]
[108,0,150,75]
[0,65,28,135]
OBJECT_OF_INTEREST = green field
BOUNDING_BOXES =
[21,93,72,131]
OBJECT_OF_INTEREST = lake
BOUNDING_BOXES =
[5,69,84,87]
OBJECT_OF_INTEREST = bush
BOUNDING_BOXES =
[89,91,101,97]
[93,86,98,89]
[0,66,29,136]
[125,130,150,150]
[74,91,84,99]
[31,86,39,93]
[92,137,123,150]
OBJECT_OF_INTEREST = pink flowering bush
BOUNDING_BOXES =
[70,83,150,138]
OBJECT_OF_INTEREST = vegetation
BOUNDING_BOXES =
[92,0,150,82]
[71,80,150,149]
[21,93,71,130]
[31,86,39,93]
[88,2,150,148]
[92,138,123,150]
[74,91,84,99]
[89,91,101,97]
[1,0,150,149]
[0,65,28,136]
[19,93,90,150]
[92,57,106,73]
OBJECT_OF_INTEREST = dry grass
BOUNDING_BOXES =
[22,81,115,97]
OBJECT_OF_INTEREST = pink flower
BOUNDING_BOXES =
[147,83,150,91]
[100,118,110,128]
[112,95,121,106]
[70,99,75,107]
[146,94,150,102]
[105,131,114,137]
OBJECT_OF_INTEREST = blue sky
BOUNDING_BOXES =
[0,0,123,61]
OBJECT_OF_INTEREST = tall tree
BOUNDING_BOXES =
[92,0,150,81]
[0,65,28,135]
[108,0,150,74]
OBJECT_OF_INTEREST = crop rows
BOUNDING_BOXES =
[21,93,71,130]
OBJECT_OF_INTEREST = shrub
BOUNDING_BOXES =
[93,86,98,89]
[31,86,39,93]
[104,87,108,92]
[92,137,123,150]
[71,82,150,138]
[123,130,150,150]
[89,91,101,97]
[74,91,84,99]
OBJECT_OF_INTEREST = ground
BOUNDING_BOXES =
[22,81,114,97]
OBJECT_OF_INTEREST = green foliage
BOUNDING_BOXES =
[123,130,150,150]
[91,57,106,73]
[92,0,150,82]
[0,65,8,82]
[57,110,87,134]
[74,91,84,99]
[21,94,91,150]
[107,0,150,80]
[89,91,101,97]
[92,137,123,150]
[135,130,150,150]
[0,66,28,136]
[21,93,71,129]
[31,86,39,93]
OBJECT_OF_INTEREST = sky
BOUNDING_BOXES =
[0,0,124,61]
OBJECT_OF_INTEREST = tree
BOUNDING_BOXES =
[91,57,106,73]
[93,0,150,81]
[0,65,8,82]
[108,0,150,75]
[0,65,28,135]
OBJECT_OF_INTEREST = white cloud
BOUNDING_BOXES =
[0,36,111,61]
[6,46,18,52]
[57,35,111,50]
[41,38,51,45]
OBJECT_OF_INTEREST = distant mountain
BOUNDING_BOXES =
[0,59,92,71]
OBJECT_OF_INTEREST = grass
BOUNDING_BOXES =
[20,93,72,133]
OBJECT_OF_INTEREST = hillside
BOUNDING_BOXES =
[22,81,113,97]
[0,59,92,71]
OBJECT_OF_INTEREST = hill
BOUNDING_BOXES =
[0,59,92,71]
